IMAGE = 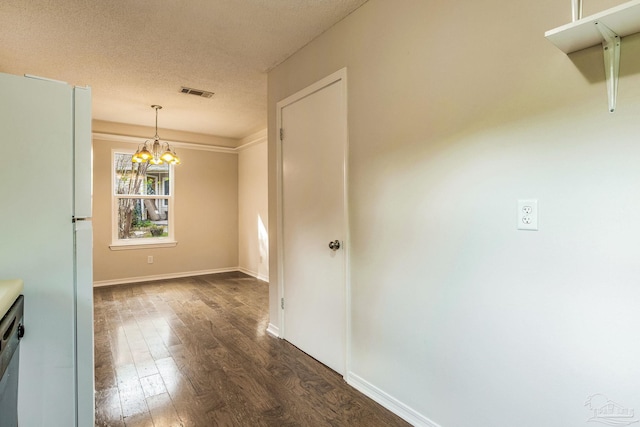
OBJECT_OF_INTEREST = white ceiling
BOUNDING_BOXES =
[0,0,368,140]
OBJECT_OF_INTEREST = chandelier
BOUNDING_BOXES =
[132,105,181,165]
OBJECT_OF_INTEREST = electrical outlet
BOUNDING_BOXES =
[518,199,538,231]
[147,255,154,264]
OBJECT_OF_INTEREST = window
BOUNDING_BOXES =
[110,151,176,249]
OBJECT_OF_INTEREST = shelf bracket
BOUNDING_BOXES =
[594,21,620,113]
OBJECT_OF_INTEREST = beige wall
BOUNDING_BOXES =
[93,127,239,284]
[238,136,269,281]
[268,0,640,426]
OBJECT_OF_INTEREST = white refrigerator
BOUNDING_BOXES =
[0,72,94,427]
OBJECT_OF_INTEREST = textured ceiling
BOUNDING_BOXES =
[0,0,368,140]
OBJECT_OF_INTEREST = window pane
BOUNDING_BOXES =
[116,198,169,239]
[148,165,170,196]
[114,153,170,195]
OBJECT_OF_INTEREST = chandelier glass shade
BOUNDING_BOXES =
[132,105,181,165]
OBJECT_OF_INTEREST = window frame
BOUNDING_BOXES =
[109,149,177,250]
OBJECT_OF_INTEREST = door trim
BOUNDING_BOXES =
[276,68,350,375]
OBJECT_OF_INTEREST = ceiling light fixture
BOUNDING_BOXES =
[132,105,181,165]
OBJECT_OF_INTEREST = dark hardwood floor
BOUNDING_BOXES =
[94,272,410,426]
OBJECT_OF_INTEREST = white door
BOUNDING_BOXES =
[278,69,348,374]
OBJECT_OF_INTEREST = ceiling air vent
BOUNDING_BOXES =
[180,86,214,98]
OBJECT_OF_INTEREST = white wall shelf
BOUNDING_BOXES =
[545,0,640,112]
[545,0,640,53]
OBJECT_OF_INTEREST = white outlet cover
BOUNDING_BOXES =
[518,199,538,231]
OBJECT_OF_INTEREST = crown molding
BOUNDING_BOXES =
[93,132,238,154]
[236,129,267,152]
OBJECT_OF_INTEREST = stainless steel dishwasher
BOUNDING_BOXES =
[0,295,24,427]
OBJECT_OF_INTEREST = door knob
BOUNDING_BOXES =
[328,240,341,250]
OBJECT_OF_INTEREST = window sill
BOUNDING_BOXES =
[109,240,178,251]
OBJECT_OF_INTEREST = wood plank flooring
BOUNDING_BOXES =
[94,272,410,426]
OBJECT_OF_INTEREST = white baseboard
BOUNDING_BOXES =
[93,267,239,287]
[237,266,269,283]
[346,372,441,427]
[266,323,280,338]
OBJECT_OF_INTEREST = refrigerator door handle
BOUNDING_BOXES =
[72,217,92,223]
[74,219,94,427]
[73,86,92,219]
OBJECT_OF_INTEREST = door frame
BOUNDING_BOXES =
[276,68,351,375]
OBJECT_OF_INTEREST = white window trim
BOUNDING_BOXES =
[109,241,177,251]
[110,149,177,250]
